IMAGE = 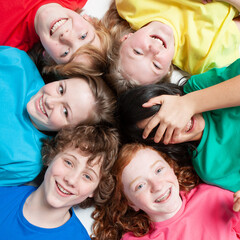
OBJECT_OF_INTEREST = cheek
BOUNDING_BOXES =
[48,112,64,130]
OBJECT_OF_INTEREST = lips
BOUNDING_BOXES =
[39,95,48,117]
[50,18,68,35]
[56,181,72,196]
[155,188,171,203]
[185,117,194,132]
[151,35,166,48]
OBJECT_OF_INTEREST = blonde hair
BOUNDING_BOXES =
[29,15,114,78]
[102,1,173,95]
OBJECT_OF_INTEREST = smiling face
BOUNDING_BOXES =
[138,113,205,144]
[27,78,95,132]
[119,21,175,85]
[42,147,101,210]
[34,3,101,64]
[121,148,182,222]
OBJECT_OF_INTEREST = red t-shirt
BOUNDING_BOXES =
[1,0,87,51]
[122,184,240,240]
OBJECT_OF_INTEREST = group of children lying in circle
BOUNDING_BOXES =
[1,0,240,239]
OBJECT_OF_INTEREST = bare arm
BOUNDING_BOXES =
[143,75,240,144]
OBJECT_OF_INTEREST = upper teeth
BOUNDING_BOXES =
[155,189,171,203]
[151,36,164,46]
[51,19,67,35]
[185,119,193,132]
[39,97,46,115]
[57,183,71,195]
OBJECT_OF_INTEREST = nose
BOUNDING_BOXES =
[45,96,59,110]
[59,29,74,44]
[64,171,79,187]
[148,44,160,55]
[150,179,163,193]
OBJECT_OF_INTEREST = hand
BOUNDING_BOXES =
[142,94,195,144]
[233,191,240,212]
[202,0,213,4]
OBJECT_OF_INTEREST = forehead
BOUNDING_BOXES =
[122,148,168,180]
[66,78,95,123]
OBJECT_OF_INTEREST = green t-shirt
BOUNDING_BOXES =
[183,59,240,192]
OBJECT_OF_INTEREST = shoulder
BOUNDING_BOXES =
[183,184,233,204]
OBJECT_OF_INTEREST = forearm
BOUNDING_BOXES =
[183,75,240,114]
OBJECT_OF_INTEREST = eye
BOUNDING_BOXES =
[62,49,69,57]
[64,159,73,167]
[153,61,161,69]
[81,33,87,40]
[133,49,143,55]
[59,84,64,95]
[84,174,92,181]
[156,167,163,174]
[136,183,145,191]
[63,107,68,118]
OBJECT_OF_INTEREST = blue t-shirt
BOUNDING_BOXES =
[0,46,46,186]
[184,58,240,192]
[0,186,91,240]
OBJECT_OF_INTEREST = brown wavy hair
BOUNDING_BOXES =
[41,124,119,208]
[92,143,199,239]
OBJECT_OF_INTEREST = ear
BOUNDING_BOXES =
[82,14,92,22]
[120,33,133,42]
[88,192,94,198]
[129,202,140,212]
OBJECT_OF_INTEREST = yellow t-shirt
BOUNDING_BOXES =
[116,0,240,74]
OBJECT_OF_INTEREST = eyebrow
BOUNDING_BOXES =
[65,153,99,178]
[64,153,77,160]
[86,166,99,179]
[87,33,96,48]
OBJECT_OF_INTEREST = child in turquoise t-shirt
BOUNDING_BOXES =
[0,46,115,186]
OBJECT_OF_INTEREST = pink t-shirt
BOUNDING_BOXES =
[0,0,87,51]
[122,184,240,240]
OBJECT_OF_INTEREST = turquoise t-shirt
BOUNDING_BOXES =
[0,46,46,186]
[184,58,240,192]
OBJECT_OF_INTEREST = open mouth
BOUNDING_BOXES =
[50,18,68,35]
[151,35,166,48]
[155,188,171,203]
[56,182,72,195]
[39,95,48,117]
[185,118,194,132]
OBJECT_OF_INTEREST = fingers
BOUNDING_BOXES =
[202,0,212,4]
[142,96,163,108]
[233,198,240,212]
[233,191,240,212]
[162,127,175,145]
[153,123,168,143]
[142,115,162,140]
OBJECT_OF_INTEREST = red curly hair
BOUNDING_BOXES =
[92,143,199,240]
